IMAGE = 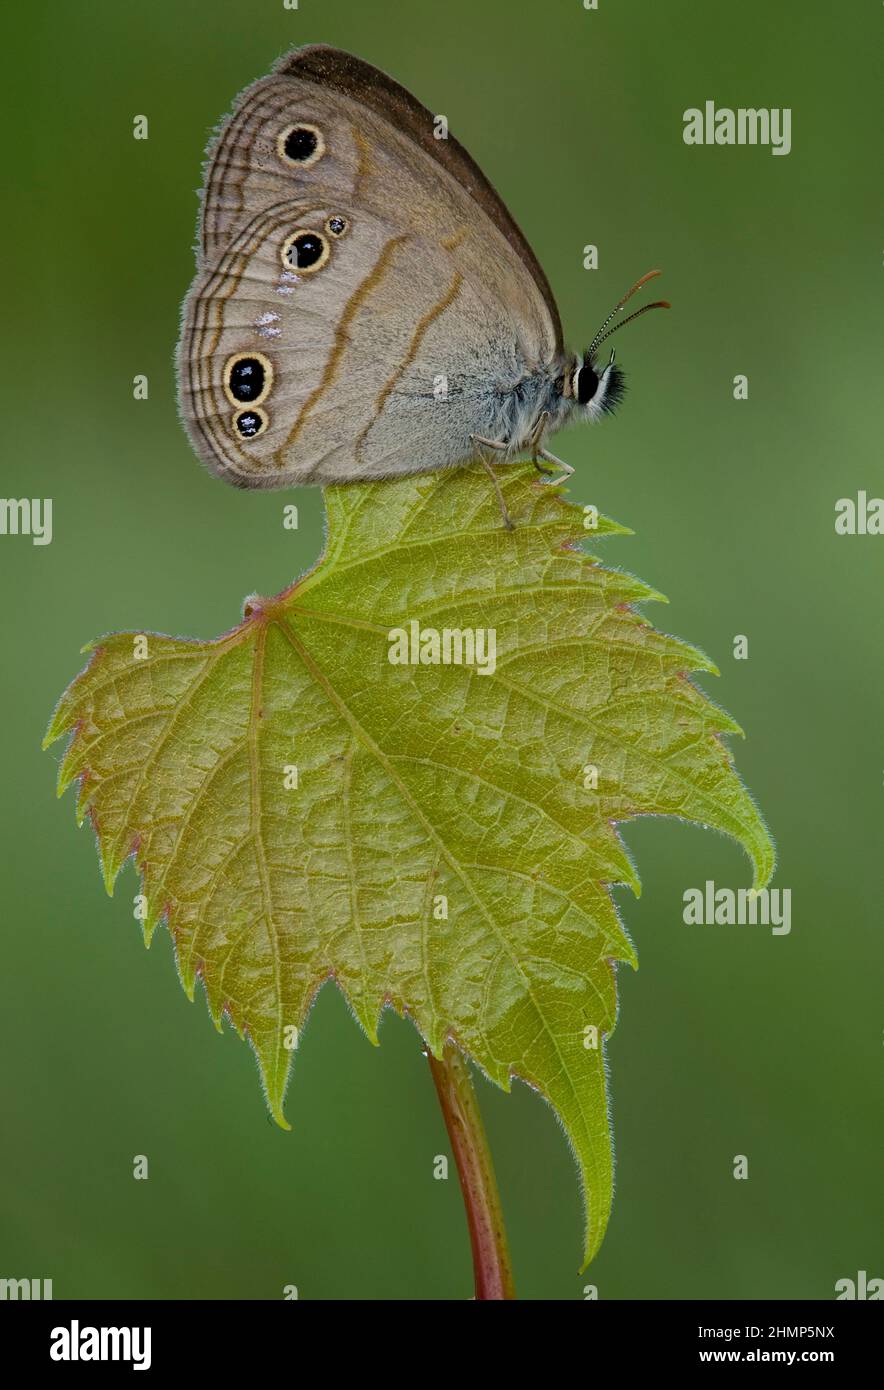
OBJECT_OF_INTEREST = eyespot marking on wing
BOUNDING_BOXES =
[277,122,325,167]
[224,351,274,408]
[281,228,331,273]
[234,407,269,439]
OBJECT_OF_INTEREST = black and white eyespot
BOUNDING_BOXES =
[277,123,325,167]
[223,351,273,408]
[234,407,269,440]
[325,214,349,238]
[281,228,330,273]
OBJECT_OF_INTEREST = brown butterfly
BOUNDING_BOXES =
[177,44,668,526]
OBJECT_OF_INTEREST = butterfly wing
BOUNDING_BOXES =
[178,45,562,487]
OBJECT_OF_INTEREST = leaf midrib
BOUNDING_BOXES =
[271,613,607,1200]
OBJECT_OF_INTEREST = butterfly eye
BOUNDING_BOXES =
[224,352,273,407]
[325,215,349,238]
[277,123,325,167]
[281,229,331,274]
[575,364,599,405]
[234,407,268,439]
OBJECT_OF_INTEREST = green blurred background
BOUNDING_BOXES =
[2,0,881,1300]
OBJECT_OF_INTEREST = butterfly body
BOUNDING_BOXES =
[177,46,661,498]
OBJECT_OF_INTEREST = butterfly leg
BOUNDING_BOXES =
[471,435,515,530]
[537,447,574,488]
[526,411,555,475]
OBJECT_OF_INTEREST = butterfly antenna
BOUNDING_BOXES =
[587,269,670,359]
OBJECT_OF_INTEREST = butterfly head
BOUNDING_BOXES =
[570,350,626,420]
[570,269,670,422]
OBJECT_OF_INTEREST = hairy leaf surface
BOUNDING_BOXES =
[45,465,773,1265]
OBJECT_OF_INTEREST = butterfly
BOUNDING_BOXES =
[177,44,669,527]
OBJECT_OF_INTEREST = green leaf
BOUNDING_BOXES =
[44,464,773,1267]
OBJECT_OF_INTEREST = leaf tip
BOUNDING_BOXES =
[352,997,381,1046]
[751,832,777,894]
[265,1070,293,1132]
[642,585,669,605]
[43,699,72,752]
[97,835,124,897]
[597,516,634,538]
